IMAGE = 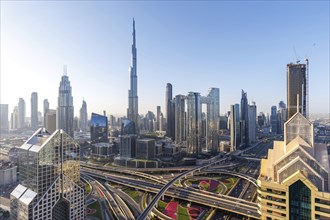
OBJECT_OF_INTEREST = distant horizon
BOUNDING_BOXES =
[1,1,329,117]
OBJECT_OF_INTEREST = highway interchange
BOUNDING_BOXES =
[82,139,275,220]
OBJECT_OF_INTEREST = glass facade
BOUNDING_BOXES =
[90,113,108,143]
[289,180,311,220]
[10,128,84,220]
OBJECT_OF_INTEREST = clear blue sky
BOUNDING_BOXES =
[1,1,329,118]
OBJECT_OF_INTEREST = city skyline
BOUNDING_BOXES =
[1,1,329,118]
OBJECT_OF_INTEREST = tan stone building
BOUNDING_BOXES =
[257,111,330,220]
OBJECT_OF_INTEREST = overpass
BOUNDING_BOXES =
[82,169,260,219]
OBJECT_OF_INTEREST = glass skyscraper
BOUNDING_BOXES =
[90,112,108,143]
[10,128,85,220]
[56,66,74,137]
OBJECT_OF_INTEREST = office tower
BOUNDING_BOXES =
[206,88,220,152]
[56,66,74,137]
[165,83,175,139]
[271,105,278,134]
[156,106,161,131]
[186,92,202,155]
[248,102,257,143]
[257,107,330,219]
[0,104,9,132]
[136,139,155,160]
[120,135,137,158]
[127,19,139,132]
[175,95,186,144]
[287,62,307,118]
[79,100,88,131]
[10,107,18,130]
[230,104,240,151]
[31,92,38,129]
[18,98,26,129]
[43,99,49,126]
[45,109,56,134]
[10,128,85,220]
[240,90,249,148]
[159,113,164,132]
[90,113,108,143]
[109,115,116,127]
[277,101,287,134]
[258,112,265,128]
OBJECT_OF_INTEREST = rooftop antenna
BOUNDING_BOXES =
[63,64,67,76]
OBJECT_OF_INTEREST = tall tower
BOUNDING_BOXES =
[18,98,26,129]
[0,104,9,132]
[174,95,186,144]
[127,18,139,132]
[56,65,74,137]
[240,90,249,148]
[206,88,220,152]
[79,99,88,131]
[165,83,175,139]
[186,92,202,155]
[248,101,256,143]
[31,92,38,129]
[287,63,307,118]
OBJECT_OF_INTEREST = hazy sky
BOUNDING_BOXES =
[1,1,329,118]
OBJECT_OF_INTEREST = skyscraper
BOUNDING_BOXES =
[90,113,108,143]
[257,108,330,219]
[127,19,139,132]
[240,90,249,148]
[0,104,9,132]
[287,62,307,118]
[186,92,202,155]
[18,98,26,129]
[165,83,175,139]
[230,104,240,151]
[45,109,56,134]
[271,105,278,134]
[31,92,38,129]
[43,99,49,126]
[10,106,18,130]
[175,95,186,144]
[248,102,257,143]
[156,106,161,131]
[206,88,220,152]
[10,128,85,220]
[56,66,74,137]
[79,99,88,131]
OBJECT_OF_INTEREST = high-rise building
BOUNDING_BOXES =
[230,104,240,151]
[10,128,85,220]
[31,92,38,129]
[90,113,108,143]
[206,88,220,152]
[0,104,9,132]
[136,139,155,160]
[287,62,307,118]
[240,90,249,148]
[156,106,161,131]
[186,92,202,155]
[56,66,74,137]
[165,83,175,139]
[43,99,49,126]
[271,105,278,134]
[45,109,56,134]
[10,106,18,130]
[79,100,88,131]
[127,19,139,132]
[18,98,26,129]
[120,135,137,159]
[175,95,186,144]
[248,102,257,143]
[257,109,330,219]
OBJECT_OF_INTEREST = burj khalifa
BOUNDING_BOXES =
[127,19,139,132]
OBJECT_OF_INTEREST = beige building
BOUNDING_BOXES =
[257,110,330,220]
